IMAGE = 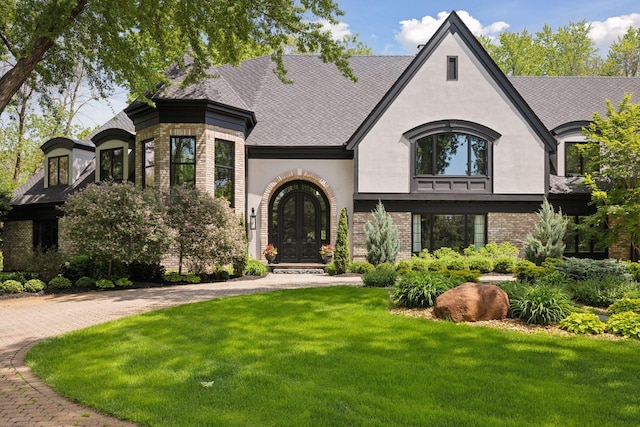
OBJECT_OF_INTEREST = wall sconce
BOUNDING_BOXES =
[249,208,257,230]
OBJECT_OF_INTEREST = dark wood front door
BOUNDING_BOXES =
[278,191,321,262]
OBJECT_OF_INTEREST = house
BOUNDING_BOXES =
[3,11,640,271]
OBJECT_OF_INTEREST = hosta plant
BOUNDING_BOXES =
[2,279,24,293]
[608,298,640,314]
[606,311,640,339]
[559,313,606,335]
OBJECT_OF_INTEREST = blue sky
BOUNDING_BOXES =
[84,1,640,127]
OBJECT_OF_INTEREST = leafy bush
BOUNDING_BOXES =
[24,279,46,293]
[499,280,528,301]
[163,271,201,284]
[362,265,397,287]
[48,275,72,289]
[0,271,36,283]
[61,254,119,282]
[348,261,375,274]
[559,313,606,335]
[244,259,268,276]
[395,257,430,275]
[433,247,461,259]
[427,259,448,272]
[609,298,640,314]
[436,269,480,283]
[493,256,516,274]
[606,311,640,339]
[565,276,640,308]
[324,261,337,276]
[392,272,458,308]
[2,279,24,293]
[127,261,165,283]
[96,279,115,289]
[26,249,64,283]
[510,284,573,325]
[214,267,231,281]
[445,257,469,271]
[115,278,133,287]
[467,256,494,273]
[75,276,96,288]
[513,262,551,282]
[553,257,632,282]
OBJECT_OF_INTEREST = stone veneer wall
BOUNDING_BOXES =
[487,212,538,257]
[352,211,412,262]
[2,221,33,271]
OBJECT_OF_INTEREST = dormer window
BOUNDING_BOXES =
[99,148,124,181]
[565,142,589,176]
[48,155,69,186]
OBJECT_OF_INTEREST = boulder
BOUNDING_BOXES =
[434,283,509,322]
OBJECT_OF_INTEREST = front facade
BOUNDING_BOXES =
[4,12,639,270]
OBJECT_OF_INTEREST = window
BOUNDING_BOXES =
[564,216,607,257]
[48,155,69,186]
[170,136,196,186]
[447,56,458,80]
[413,214,486,253]
[565,142,589,176]
[215,139,234,206]
[416,133,487,176]
[143,139,155,188]
[33,219,58,251]
[99,148,124,181]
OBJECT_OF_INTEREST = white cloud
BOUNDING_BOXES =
[588,14,640,52]
[317,19,352,41]
[395,11,509,53]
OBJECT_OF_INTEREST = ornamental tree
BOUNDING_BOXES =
[333,207,350,274]
[364,201,399,266]
[59,182,172,278]
[524,198,569,265]
[580,94,640,260]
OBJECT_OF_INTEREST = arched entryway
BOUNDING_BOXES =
[269,180,330,263]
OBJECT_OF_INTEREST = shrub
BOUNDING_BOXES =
[499,280,528,301]
[62,254,121,282]
[436,269,480,283]
[48,275,72,289]
[214,267,231,281]
[24,279,46,293]
[553,257,632,282]
[510,284,573,325]
[565,276,640,308]
[445,257,469,271]
[480,242,519,258]
[524,198,569,265]
[364,201,399,265]
[609,298,640,314]
[324,261,337,276]
[0,271,35,283]
[334,207,350,274]
[362,266,397,287]
[417,249,432,260]
[26,249,64,283]
[427,259,448,272]
[493,256,516,274]
[2,279,24,293]
[392,272,458,308]
[244,259,268,276]
[513,263,551,282]
[75,276,96,288]
[624,261,640,281]
[115,278,133,287]
[127,261,165,283]
[96,279,115,289]
[433,247,461,259]
[467,256,494,273]
[606,311,640,339]
[395,257,430,275]
[163,271,201,284]
[559,313,606,335]
[348,261,375,274]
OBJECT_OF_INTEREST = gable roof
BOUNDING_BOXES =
[345,11,556,152]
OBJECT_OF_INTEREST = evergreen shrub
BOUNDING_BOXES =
[48,275,72,289]
[2,279,24,293]
[348,261,375,274]
[24,279,46,293]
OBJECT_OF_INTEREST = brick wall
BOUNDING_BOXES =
[352,211,412,262]
[487,212,538,257]
[2,221,32,271]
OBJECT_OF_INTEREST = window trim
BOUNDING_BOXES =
[564,141,588,176]
[47,155,69,187]
[214,138,234,207]
[99,147,124,182]
[170,136,196,186]
[412,213,487,254]
[143,139,155,188]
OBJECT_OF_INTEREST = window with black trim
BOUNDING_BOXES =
[564,216,607,258]
[416,133,488,176]
[143,139,155,188]
[412,214,486,253]
[33,219,58,251]
[48,155,69,186]
[99,148,124,181]
[170,136,196,186]
[447,56,458,80]
[214,139,234,206]
[565,142,589,176]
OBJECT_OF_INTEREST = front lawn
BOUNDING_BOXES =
[27,286,640,426]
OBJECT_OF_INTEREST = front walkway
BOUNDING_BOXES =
[0,274,362,427]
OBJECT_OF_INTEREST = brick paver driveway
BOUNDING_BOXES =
[0,274,362,427]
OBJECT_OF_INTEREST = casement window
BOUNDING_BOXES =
[48,155,69,186]
[412,214,486,253]
[214,139,234,206]
[99,148,124,181]
[564,216,607,257]
[170,136,196,186]
[447,56,458,81]
[416,133,488,176]
[143,139,155,188]
[33,219,58,252]
[565,142,589,176]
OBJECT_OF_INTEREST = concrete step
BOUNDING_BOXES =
[269,263,328,274]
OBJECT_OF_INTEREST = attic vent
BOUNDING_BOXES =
[447,56,458,81]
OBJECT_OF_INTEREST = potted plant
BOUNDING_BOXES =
[320,244,334,263]
[263,244,278,263]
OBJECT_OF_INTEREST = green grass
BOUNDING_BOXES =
[27,286,640,427]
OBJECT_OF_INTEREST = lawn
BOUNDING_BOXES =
[27,286,640,427]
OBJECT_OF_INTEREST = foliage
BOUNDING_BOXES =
[444,256,469,271]
[348,261,375,274]
[609,298,640,315]
[2,279,24,293]
[559,313,606,335]
[362,264,397,287]
[606,311,640,339]
[510,284,574,325]
[0,271,36,283]
[466,256,494,273]
[624,261,640,281]
[392,272,459,308]
[243,259,268,277]
[96,279,115,289]
[524,199,569,265]
[25,249,64,283]
[553,257,632,282]
[435,269,481,283]
[24,278,46,293]
[126,261,165,283]
[115,278,133,288]
[263,244,278,257]
[433,247,461,259]
[232,217,248,278]
[319,244,334,255]
[364,201,399,265]
[62,254,108,282]
[581,95,640,260]
[395,257,430,275]
[513,262,551,283]
[601,27,640,77]
[498,280,529,301]
[333,207,350,274]
[493,256,517,274]
[324,261,337,276]
[566,276,640,308]
[75,276,96,289]
[60,182,172,278]
[163,271,201,284]
[48,275,72,289]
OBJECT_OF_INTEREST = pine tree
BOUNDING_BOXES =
[364,201,399,265]
[524,198,569,265]
[334,207,350,274]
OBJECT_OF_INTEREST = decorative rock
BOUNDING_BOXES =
[434,283,509,322]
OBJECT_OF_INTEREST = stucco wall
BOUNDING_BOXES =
[356,32,546,195]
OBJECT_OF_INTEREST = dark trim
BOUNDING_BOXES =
[354,199,544,214]
[552,120,591,137]
[345,11,556,153]
[404,119,501,142]
[91,128,135,147]
[353,192,544,202]
[446,56,458,81]
[41,137,94,154]
[247,146,353,159]
[6,204,62,221]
